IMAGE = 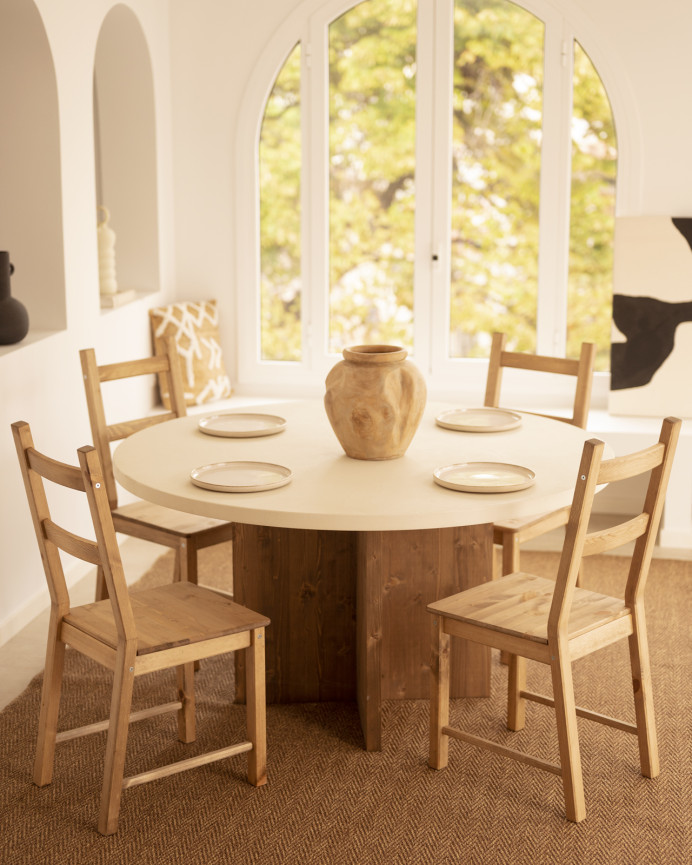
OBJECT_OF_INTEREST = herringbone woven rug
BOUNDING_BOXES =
[1,548,690,864]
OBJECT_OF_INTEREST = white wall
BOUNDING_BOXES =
[0,0,175,644]
[2,0,692,644]
[575,0,692,215]
[167,0,290,375]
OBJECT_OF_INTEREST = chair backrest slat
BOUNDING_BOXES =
[98,355,172,382]
[12,421,137,642]
[27,448,85,491]
[43,520,101,565]
[597,443,664,484]
[547,418,681,641]
[484,332,596,429]
[80,337,187,508]
[581,513,650,558]
[106,412,177,444]
[500,352,580,376]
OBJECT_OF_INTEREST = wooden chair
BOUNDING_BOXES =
[12,420,268,835]
[80,340,234,600]
[484,331,596,577]
[428,416,680,822]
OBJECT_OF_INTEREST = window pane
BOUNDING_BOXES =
[450,0,544,358]
[259,43,302,361]
[329,0,417,353]
[568,41,616,371]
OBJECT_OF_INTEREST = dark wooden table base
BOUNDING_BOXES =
[233,522,492,750]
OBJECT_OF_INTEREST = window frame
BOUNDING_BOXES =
[235,0,641,406]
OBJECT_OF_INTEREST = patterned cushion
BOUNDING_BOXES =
[149,300,232,407]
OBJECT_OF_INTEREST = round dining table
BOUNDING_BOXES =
[113,398,603,750]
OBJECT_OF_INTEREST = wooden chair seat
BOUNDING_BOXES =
[113,500,228,537]
[430,572,627,646]
[64,582,268,656]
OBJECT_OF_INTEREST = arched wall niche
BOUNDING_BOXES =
[93,3,160,302]
[0,0,65,337]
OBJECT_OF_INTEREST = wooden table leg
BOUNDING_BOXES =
[356,524,492,750]
[233,523,357,703]
[233,522,492,751]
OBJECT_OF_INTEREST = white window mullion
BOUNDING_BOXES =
[425,0,455,379]
[305,19,330,376]
[428,0,489,402]
[412,0,436,374]
[536,17,573,358]
[234,64,262,384]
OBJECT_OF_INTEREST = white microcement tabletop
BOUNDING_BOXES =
[113,399,607,532]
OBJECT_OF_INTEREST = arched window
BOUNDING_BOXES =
[239,0,628,401]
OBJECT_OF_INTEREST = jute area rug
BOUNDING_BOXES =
[1,547,690,865]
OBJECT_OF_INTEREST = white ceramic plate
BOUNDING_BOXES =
[435,407,522,433]
[190,461,292,492]
[198,412,287,438]
[433,461,535,493]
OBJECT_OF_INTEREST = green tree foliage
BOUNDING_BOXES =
[329,0,417,353]
[568,41,616,370]
[449,0,544,356]
[259,43,302,361]
[259,0,616,368]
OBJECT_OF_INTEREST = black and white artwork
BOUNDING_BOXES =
[609,216,692,417]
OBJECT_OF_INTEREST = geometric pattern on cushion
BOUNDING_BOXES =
[149,300,233,407]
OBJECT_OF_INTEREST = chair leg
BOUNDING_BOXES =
[507,653,526,731]
[173,538,200,668]
[628,610,660,778]
[95,565,108,601]
[550,649,586,822]
[499,533,521,665]
[501,532,521,576]
[178,538,199,585]
[33,620,65,787]
[428,616,450,770]
[176,662,196,744]
[245,627,267,787]
[178,544,201,672]
[98,648,136,836]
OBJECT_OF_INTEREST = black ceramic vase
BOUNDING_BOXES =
[0,251,29,345]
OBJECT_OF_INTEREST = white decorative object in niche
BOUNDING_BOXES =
[97,206,135,308]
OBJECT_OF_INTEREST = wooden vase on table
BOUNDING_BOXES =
[324,344,427,460]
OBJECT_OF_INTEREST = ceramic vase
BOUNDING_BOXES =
[0,251,29,345]
[97,206,118,295]
[324,344,427,460]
